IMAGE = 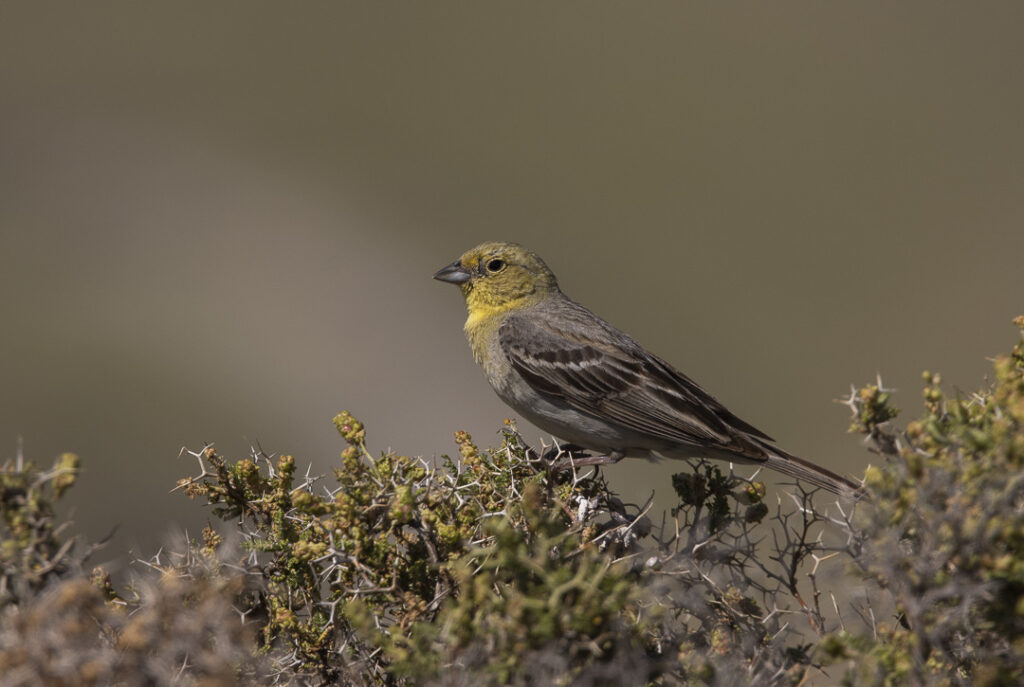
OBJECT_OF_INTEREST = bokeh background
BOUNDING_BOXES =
[2,3,1022,571]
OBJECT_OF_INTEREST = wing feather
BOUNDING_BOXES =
[499,301,773,451]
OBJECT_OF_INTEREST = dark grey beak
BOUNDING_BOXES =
[433,260,472,284]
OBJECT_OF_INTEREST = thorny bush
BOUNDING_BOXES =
[1,316,1023,686]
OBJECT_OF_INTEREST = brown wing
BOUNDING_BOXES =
[498,299,774,451]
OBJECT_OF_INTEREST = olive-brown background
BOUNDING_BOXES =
[2,3,1022,568]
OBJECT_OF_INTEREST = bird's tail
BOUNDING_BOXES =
[757,444,861,497]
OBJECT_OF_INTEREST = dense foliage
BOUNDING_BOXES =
[1,317,1022,686]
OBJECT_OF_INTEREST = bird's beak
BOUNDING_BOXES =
[433,260,472,284]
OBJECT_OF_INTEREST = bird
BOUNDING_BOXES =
[433,241,858,495]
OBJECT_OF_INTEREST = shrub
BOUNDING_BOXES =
[1,316,1022,686]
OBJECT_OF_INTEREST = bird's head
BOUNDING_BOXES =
[433,242,559,315]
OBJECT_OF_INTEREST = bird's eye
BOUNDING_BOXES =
[485,258,506,274]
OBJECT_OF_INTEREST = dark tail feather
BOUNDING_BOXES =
[758,445,861,496]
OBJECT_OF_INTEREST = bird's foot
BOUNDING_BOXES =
[533,442,588,461]
[522,441,587,463]
[548,450,625,473]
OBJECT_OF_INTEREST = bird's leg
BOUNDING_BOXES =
[538,442,589,462]
[522,441,588,464]
[549,449,625,472]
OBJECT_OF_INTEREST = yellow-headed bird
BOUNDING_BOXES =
[434,241,858,495]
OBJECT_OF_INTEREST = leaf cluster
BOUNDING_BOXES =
[829,316,1024,685]
[2,318,1024,686]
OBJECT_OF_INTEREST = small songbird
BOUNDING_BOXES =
[433,241,858,494]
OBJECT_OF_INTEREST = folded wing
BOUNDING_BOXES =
[498,302,773,458]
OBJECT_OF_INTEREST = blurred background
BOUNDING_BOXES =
[1,3,1022,571]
